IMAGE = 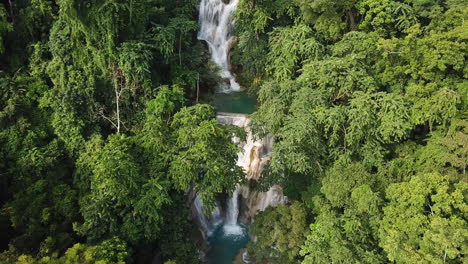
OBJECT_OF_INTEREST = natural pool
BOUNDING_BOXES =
[213,91,257,114]
[206,224,250,264]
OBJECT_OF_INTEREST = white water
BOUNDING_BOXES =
[217,113,273,181]
[217,113,287,222]
[198,0,241,92]
[223,186,243,235]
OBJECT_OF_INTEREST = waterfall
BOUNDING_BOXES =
[193,195,210,233]
[225,188,239,226]
[191,113,286,238]
[192,0,287,243]
[191,193,222,238]
[223,186,243,235]
[217,113,287,222]
[198,0,241,92]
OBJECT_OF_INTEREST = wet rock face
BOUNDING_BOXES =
[190,113,287,241]
[217,113,287,223]
[239,184,287,222]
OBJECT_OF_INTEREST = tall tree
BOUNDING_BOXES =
[249,202,307,264]
[169,104,244,209]
[74,134,170,243]
[379,173,467,263]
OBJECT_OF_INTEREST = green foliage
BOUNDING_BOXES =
[118,42,153,92]
[169,104,244,209]
[75,134,170,243]
[379,173,468,263]
[294,0,355,41]
[3,179,77,253]
[1,0,467,263]
[235,0,296,35]
[18,0,56,40]
[249,202,307,263]
[0,0,233,262]
[232,1,467,264]
[145,85,185,118]
[159,195,201,264]
[150,17,198,60]
[417,120,468,175]
[233,0,297,91]
[5,237,129,264]
[301,159,385,264]
[1,0,56,70]
[0,74,77,254]
[0,5,12,54]
[356,0,403,36]
[267,24,324,80]
[94,237,130,263]
[320,158,373,208]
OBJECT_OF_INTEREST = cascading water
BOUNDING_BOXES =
[198,0,241,92]
[191,194,222,238]
[217,113,287,222]
[223,187,242,235]
[206,113,287,263]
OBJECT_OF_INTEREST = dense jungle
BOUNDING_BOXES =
[0,0,467,263]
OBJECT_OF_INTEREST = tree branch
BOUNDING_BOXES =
[99,110,118,130]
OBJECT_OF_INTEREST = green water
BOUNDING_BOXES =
[213,92,257,114]
[207,225,250,264]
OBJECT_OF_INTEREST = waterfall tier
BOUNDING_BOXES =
[198,0,241,92]
[217,113,286,221]
[216,113,272,181]
[191,113,286,239]
[223,186,243,235]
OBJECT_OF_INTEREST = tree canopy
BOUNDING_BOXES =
[0,0,241,263]
[235,0,467,263]
[1,0,467,263]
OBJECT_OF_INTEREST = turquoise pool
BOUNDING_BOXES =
[206,224,250,264]
[213,92,257,114]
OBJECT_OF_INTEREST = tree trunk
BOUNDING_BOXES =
[129,0,133,24]
[8,0,15,25]
[112,66,122,134]
[179,33,182,65]
[115,82,121,133]
[347,10,357,31]
[196,73,200,103]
